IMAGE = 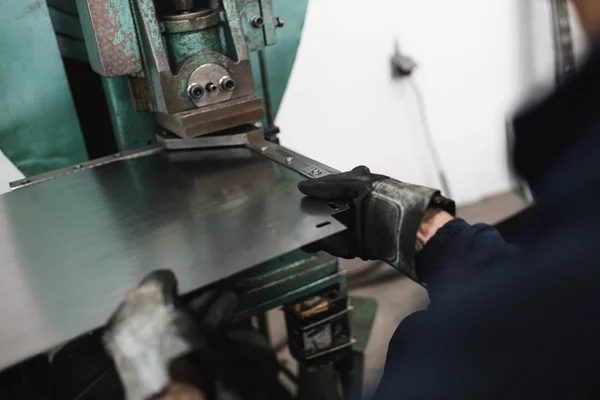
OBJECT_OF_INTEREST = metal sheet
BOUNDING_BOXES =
[0,148,345,370]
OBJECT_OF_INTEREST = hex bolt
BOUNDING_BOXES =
[219,76,236,91]
[205,82,218,93]
[251,15,264,28]
[274,17,284,28]
[310,168,323,177]
[188,84,204,99]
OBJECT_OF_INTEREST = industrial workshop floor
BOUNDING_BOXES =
[267,190,528,397]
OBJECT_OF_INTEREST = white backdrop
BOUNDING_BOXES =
[277,0,587,205]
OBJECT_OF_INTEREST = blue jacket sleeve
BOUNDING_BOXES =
[371,219,523,399]
[416,218,518,302]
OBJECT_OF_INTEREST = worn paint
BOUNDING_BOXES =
[164,27,223,66]
[139,0,165,52]
[76,0,142,76]
[108,0,142,61]
[239,0,265,52]
[222,0,250,61]
[130,0,170,112]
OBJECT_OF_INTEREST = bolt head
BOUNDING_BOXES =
[310,168,323,176]
[188,85,204,99]
[219,76,236,91]
[252,16,264,28]
[205,82,218,93]
[275,17,284,28]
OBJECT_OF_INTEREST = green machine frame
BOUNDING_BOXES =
[0,0,307,174]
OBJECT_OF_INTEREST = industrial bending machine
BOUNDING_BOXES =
[0,0,377,398]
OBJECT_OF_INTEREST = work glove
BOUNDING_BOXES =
[104,270,240,400]
[105,270,279,400]
[298,166,455,282]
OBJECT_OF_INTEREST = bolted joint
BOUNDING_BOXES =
[187,84,204,99]
[205,82,218,93]
[251,15,264,28]
[219,76,236,91]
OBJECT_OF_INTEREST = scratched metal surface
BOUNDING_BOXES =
[0,148,345,370]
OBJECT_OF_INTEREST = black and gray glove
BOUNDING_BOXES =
[298,166,455,281]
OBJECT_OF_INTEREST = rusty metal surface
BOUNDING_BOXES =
[76,0,142,76]
[0,148,346,371]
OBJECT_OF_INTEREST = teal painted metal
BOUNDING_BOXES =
[350,297,378,353]
[48,5,89,61]
[163,23,224,67]
[163,19,226,67]
[76,0,143,76]
[340,297,378,400]
[56,35,90,63]
[251,0,308,120]
[0,0,88,176]
[233,251,343,321]
[47,0,79,15]
[102,77,158,150]
[221,0,251,62]
[129,0,171,111]
[49,7,84,40]
[240,0,267,52]
[259,0,277,46]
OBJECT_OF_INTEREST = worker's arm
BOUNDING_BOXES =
[298,166,517,291]
[299,167,528,399]
[369,212,530,399]
[415,209,518,301]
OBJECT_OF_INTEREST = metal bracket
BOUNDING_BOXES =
[246,139,340,179]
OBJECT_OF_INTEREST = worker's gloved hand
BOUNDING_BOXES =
[298,166,455,281]
[104,270,240,400]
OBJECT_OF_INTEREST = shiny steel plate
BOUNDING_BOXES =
[0,148,345,370]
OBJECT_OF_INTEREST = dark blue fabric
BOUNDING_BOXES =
[372,45,600,399]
